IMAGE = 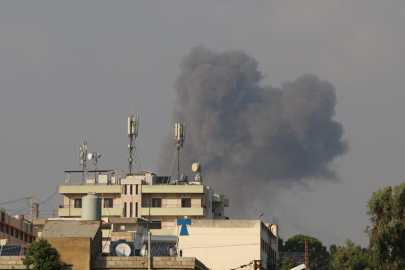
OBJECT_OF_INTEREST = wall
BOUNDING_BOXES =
[0,211,37,245]
[91,257,208,270]
[177,220,262,270]
[44,237,92,270]
[0,256,25,270]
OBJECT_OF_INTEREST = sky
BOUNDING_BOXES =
[1,1,405,248]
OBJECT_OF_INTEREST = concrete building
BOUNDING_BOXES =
[58,171,229,235]
[0,208,37,245]
[41,220,102,270]
[176,219,278,270]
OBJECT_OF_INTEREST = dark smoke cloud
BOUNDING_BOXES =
[161,45,348,195]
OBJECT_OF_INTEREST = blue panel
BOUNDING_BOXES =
[0,245,23,256]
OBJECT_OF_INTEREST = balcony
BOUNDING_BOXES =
[140,204,207,216]
[58,207,123,217]
[141,185,207,194]
[59,185,122,194]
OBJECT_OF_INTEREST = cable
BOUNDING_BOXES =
[0,198,30,206]
[136,148,171,173]
[134,143,142,172]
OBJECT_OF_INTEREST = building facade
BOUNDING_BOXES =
[0,208,37,245]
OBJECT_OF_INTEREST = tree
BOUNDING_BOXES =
[280,257,298,270]
[329,239,372,270]
[22,239,62,270]
[282,234,329,270]
[366,183,405,269]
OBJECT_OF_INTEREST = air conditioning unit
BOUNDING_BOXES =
[86,177,95,184]
[98,175,108,184]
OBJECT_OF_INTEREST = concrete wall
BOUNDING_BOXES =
[44,237,92,270]
[177,220,268,270]
[91,257,208,270]
[0,256,25,270]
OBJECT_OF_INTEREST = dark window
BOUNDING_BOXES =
[136,185,138,195]
[135,202,138,217]
[124,202,127,217]
[152,198,162,208]
[130,202,133,217]
[74,198,82,208]
[15,231,19,238]
[104,198,113,208]
[130,185,133,195]
[181,198,191,208]
[124,185,127,195]
[152,220,162,229]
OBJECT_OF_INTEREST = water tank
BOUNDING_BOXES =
[81,193,102,221]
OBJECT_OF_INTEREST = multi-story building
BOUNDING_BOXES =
[0,208,37,245]
[58,169,229,235]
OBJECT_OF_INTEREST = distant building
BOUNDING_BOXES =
[0,208,37,245]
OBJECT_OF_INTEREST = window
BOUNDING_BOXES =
[130,185,133,195]
[181,198,191,208]
[135,185,138,195]
[124,202,127,217]
[124,185,127,195]
[152,220,162,229]
[130,202,133,217]
[74,199,82,208]
[152,198,162,208]
[63,266,73,270]
[135,202,138,217]
[104,198,113,208]
[15,231,19,238]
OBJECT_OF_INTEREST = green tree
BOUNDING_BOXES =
[329,239,372,270]
[22,239,62,270]
[283,234,329,270]
[280,257,298,270]
[366,183,405,269]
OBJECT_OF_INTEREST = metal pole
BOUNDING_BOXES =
[30,196,34,222]
[52,210,56,218]
[148,230,152,270]
[35,203,39,218]
[177,147,180,184]
[305,238,309,270]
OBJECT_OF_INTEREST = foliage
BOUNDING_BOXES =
[282,234,329,270]
[22,239,62,270]
[329,239,372,270]
[366,183,405,269]
[279,257,298,270]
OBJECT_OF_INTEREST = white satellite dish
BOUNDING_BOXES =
[87,153,93,160]
[120,225,126,231]
[192,163,200,172]
[115,243,131,257]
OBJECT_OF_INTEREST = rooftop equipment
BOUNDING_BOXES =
[78,142,88,183]
[127,114,139,175]
[192,163,202,183]
[174,123,186,184]
[81,193,102,221]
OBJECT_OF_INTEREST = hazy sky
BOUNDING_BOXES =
[1,1,405,248]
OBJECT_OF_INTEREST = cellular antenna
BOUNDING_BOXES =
[79,142,87,183]
[174,123,186,184]
[127,114,139,175]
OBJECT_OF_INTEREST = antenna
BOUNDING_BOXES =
[174,123,186,184]
[192,163,202,183]
[79,142,87,183]
[127,114,139,175]
[88,152,101,171]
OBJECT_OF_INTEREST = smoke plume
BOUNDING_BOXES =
[161,46,348,206]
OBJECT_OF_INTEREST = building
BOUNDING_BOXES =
[0,208,37,245]
[40,220,102,270]
[176,219,278,270]
[58,170,229,234]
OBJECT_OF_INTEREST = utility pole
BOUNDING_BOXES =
[35,203,39,218]
[148,230,152,270]
[30,196,34,222]
[305,237,309,270]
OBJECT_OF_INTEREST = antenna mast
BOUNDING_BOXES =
[79,142,87,183]
[127,114,139,175]
[174,123,186,184]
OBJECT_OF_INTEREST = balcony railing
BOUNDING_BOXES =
[141,204,206,208]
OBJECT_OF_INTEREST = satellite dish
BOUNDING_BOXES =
[120,225,126,231]
[15,215,19,219]
[192,163,200,172]
[87,153,93,160]
[115,243,131,257]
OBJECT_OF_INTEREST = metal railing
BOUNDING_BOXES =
[141,203,206,208]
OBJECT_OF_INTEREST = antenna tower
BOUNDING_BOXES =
[174,123,186,184]
[127,114,139,175]
[79,142,88,183]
